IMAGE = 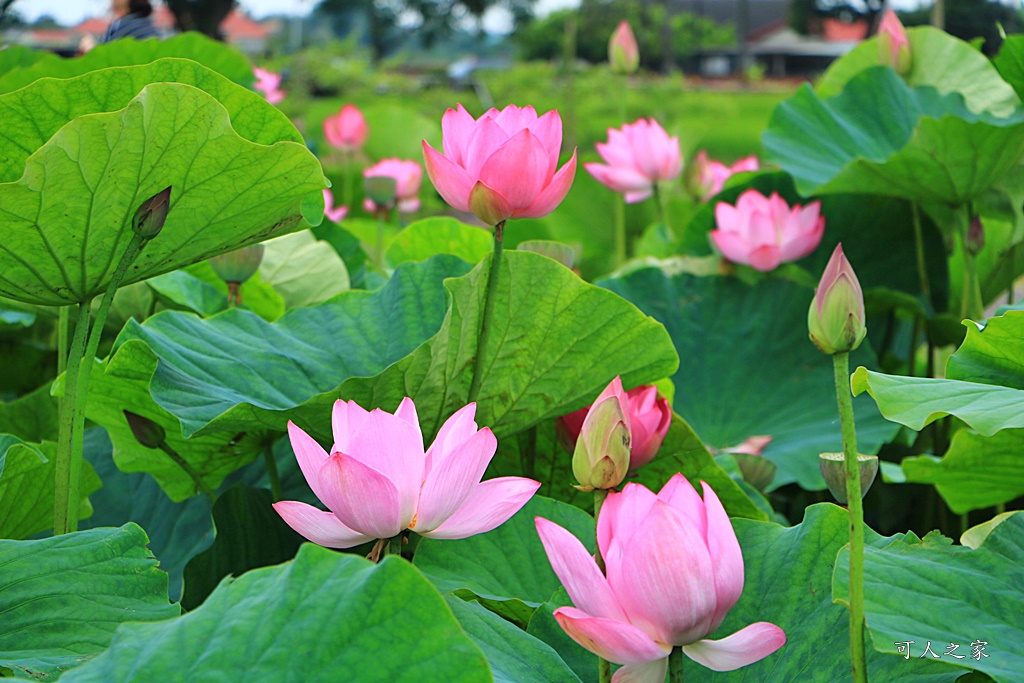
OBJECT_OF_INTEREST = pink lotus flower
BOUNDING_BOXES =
[253,67,285,105]
[691,151,759,201]
[808,243,867,355]
[585,119,683,204]
[608,20,640,75]
[273,399,540,547]
[322,188,348,223]
[422,103,577,226]
[559,382,671,474]
[877,10,911,75]
[712,190,824,272]
[324,104,370,152]
[362,158,423,214]
[536,474,786,681]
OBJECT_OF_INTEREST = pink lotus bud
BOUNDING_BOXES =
[688,150,759,202]
[536,475,786,676]
[132,186,172,238]
[808,243,867,355]
[967,215,985,255]
[362,158,423,214]
[559,383,671,473]
[877,10,911,76]
[253,67,285,105]
[324,104,369,152]
[584,118,683,204]
[571,377,632,491]
[712,190,825,271]
[322,189,348,223]
[422,103,577,226]
[273,399,540,547]
[608,20,640,75]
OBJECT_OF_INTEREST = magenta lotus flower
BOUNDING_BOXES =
[253,67,285,105]
[877,10,911,75]
[324,104,370,152]
[273,399,540,547]
[608,20,639,75]
[362,158,423,214]
[536,475,786,681]
[422,103,577,226]
[691,151,759,201]
[584,119,683,204]
[559,383,671,473]
[712,190,824,271]
[322,188,348,223]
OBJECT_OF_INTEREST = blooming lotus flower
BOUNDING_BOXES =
[362,158,423,214]
[253,67,285,105]
[808,243,866,355]
[273,399,540,547]
[422,103,577,226]
[690,151,759,201]
[877,10,911,76]
[712,190,824,271]
[571,377,632,491]
[324,104,370,152]
[322,188,348,223]
[608,20,640,75]
[536,474,786,681]
[584,119,683,204]
[559,383,671,473]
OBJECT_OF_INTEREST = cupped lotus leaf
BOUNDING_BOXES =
[386,217,493,267]
[834,513,1024,683]
[763,67,1024,205]
[818,27,1020,116]
[259,230,350,308]
[0,524,181,680]
[58,548,491,683]
[0,82,325,306]
[945,312,1024,388]
[0,32,253,95]
[0,58,303,183]
[599,267,897,490]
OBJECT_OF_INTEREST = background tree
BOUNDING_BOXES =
[165,0,236,40]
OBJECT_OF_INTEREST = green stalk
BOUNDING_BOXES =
[388,534,403,559]
[375,212,387,272]
[263,442,283,502]
[57,306,70,377]
[833,351,868,683]
[910,202,931,302]
[593,487,611,683]
[654,184,673,239]
[467,221,505,403]
[957,225,984,321]
[669,646,684,683]
[53,298,93,535]
[158,442,215,502]
[614,195,627,267]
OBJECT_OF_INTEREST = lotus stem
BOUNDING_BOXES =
[57,306,70,377]
[53,298,93,535]
[388,534,403,559]
[159,442,216,503]
[833,351,868,683]
[467,220,505,403]
[654,184,672,239]
[614,195,627,267]
[263,442,283,502]
[910,202,931,303]
[593,486,612,683]
[669,646,684,683]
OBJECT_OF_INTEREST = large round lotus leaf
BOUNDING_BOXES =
[0,82,325,306]
[0,32,253,95]
[818,27,1019,116]
[763,67,1024,205]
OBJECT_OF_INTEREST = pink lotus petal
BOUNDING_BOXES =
[317,454,403,540]
[710,229,755,265]
[598,482,657,564]
[422,476,540,540]
[442,104,478,163]
[414,428,497,533]
[287,421,330,504]
[331,399,369,455]
[682,622,786,672]
[464,117,512,178]
[612,659,669,683]
[394,397,421,433]
[423,140,474,212]
[747,244,783,272]
[426,403,479,475]
[528,110,563,175]
[535,517,627,621]
[585,163,653,195]
[479,129,549,209]
[494,104,538,134]
[701,481,745,631]
[344,409,425,527]
[553,606,671,665]
[518,151,577,218]
[657,473,706,537]
[273,500,373,549]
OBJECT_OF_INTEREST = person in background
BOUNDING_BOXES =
[102,0,160,42]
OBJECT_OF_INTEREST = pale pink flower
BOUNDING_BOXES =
[322,188,348,223]
[536,475,786,681]
[608,20,640,74]
[712,190,824,271]
[324,104,370,152]
[585,119,683,204]
[422,103,577,226]
[253,67,285,105]
[877,10,911,75]
[274,399,540,547]
[692,151,760,201]
[362,158,423,214]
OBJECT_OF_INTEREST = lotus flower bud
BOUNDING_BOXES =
[363,175,398,210]
[819,452,878,504]
[808,243,867,355]
[124,410,166,449]
[608,21,640,75]
[571,377,631,491]
[967,215,985,256]
[877,10,911,76]
[132,186,172,239]
[210,244,265,285]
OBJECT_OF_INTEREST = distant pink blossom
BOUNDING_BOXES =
[253,67,285,105]
[324,104,369,152]
[323,188,348,223]
[585,119,682,204]
[691,151,759,201]
[877,10,911,75]
[712,190,824,271]
[362,158,423,214]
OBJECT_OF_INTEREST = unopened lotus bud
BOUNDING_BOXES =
[572,377,632,491]
[877,10,911,76]
[819,452,878,504]
[808,243,867,355]
[608,20,639,75]
[124,410,166,449]
[363,175,397,209]
[967,215,985,256]
[132,186,172,238]
[210,244,265,285]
